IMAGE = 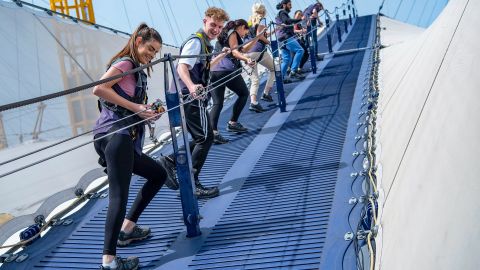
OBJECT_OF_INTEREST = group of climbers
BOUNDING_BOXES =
[92,1,324,269]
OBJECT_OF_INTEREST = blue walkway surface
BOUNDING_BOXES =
[0,15,374,270]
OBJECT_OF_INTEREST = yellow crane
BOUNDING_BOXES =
[49,0,96,24]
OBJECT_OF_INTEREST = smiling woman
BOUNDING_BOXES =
[90,23,168,270]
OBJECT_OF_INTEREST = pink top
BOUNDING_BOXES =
[112,60,136,97]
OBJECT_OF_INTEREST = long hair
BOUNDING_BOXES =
[217,19,248,46]
[276,0,291,10]
[249,3,266,26]
[108,23,162,76]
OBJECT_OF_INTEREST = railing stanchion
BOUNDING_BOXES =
[269,23,287,112]
[164,53,201,238]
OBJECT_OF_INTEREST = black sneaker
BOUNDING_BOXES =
[195,183,219,199]
[226,122,248,133]
[249,103,264,113]
[283,78,292,84]
[297,68,311,74]
[158,156,179,190]
[289,71,306,80]
[100,256,139,270]
[261,93,274,102]
[213,133,229,144]
[117,225,151,247]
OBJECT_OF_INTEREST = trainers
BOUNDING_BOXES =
[100,256,139,270]
[283,78,292,84]
[117,225,151,247]
[213,133,229,144]
[249,103,264,113]
[289,71,306,80]
[226,122,248,133]
[158,156,179,190]
[261,93,273,102]
[297,68,311,74]
[195,183,219,199]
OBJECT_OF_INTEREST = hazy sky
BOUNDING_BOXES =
[23,0,449,47]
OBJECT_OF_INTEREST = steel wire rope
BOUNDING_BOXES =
[121,0,133,33]
[0,12,343,249]
[0,27,274,165]
[0,14,327,174]
[193,0,204,20]
[0,46,264,178]
[166,0,184,41]
[156,0,180,46]
[145,0,156,27]
[405,0,416,23]
[426,0,442,26]
[385,0,470,203]
[393,0,404,19]
[416,0,430,26]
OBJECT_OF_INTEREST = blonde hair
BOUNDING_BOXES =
[205,7,229,22]
[249,3,266,26]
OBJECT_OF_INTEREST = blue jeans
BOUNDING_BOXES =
[280,38,304,77]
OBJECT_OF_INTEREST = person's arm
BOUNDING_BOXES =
[280,11,302,25]
[210,47,230,67]
[257,24,270,44]
[176,39,205,99]
[93,66,157,120]
[228,34,254,66]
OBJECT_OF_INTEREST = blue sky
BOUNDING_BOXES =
[25,0,448,47]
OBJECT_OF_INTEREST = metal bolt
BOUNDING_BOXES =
[344,232,354,241]
[349,197,358,204]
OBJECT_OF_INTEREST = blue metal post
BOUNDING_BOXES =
[335,13,342,43]
[269,24,287,112]
[164,54,201,238]
[344,19,348,33]
[311,18,319,57]
[353,8,356,18]
[325,16,333,53]
[307,22,317,74]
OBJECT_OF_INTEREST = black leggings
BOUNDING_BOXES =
[210,69,249,130]
[298,38,310,69]
[94,133,166,255]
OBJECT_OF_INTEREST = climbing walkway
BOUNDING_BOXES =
[0,15,375,270]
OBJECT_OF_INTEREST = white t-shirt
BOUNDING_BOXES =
[178,38,202,70]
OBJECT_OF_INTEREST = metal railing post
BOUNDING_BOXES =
[164,53,201,238]
[269,23,287,112]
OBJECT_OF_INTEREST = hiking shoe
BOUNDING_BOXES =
[118,225,151,247]
[226,122,248,133]
[100,256,139,270]
[297,68,311,74]
[249,103,265,113]
[213,133,229,144]
[158,156,179,190]
[283,78,292,84]
[261,93,273,102]
[289,71,306,80]
[195,183,219,199]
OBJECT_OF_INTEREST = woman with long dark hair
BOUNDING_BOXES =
[93,23,165,270]
[209,19,261,144]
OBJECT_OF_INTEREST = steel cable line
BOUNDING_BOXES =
[0,22,315,176]
[405,0,416,23]
[166,0,184,41]
[416,0,430,26]
[393,0,405,19]
[121,0,133,32]
[156,0,180,46]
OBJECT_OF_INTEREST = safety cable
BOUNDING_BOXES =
[0,27,277,167]
[0,48,260,179]
[1,0,359,251]
[0,2,346,170]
